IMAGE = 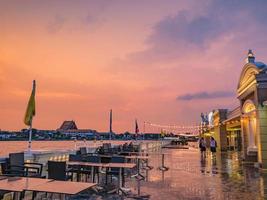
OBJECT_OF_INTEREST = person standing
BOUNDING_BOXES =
[210,137,217,158]
[199,137,206,159]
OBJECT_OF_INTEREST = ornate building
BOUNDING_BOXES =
[201,50,267,169]
[237,50,267,168]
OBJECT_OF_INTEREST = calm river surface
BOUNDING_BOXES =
[0,140,137,157]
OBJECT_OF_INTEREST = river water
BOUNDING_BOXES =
[0,140,140,157]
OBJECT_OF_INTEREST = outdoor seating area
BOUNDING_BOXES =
[67,143,152,192]
[0,152,96,199]
[1,152,43,178]
[95,142,139,156]
[0,143,266,199]
[0,143,154,199]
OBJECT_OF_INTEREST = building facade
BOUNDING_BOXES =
[201,50,267,169]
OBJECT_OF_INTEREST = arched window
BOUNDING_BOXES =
[242,100,256,114]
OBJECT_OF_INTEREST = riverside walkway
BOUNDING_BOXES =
[70,147,265,200]
[133,148,264,200]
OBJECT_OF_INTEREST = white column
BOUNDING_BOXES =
[248,117,257,153]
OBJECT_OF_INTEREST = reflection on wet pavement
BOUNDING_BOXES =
[70,148,266,200]
[130,148,265,200]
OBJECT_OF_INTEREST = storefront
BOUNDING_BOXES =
[223,107,242,151]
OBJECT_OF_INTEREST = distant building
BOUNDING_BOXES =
[57,120,97,139]
[96,132,115,139]
[0,130,21,140]
[58,120,78,130]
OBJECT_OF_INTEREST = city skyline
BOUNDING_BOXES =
[1,0,267,132]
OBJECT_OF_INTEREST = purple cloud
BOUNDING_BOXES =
[142,0,267,59]
[147,11,228,47]
[177,91,235,101]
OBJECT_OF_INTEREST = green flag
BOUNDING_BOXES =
[24,80,36,126]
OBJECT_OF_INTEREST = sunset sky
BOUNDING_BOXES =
[1,0,267,132]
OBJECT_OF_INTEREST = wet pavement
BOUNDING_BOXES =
[72,147,265,200]
[133,148,264,200]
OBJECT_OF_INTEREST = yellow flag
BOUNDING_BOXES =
[24,80,36,126]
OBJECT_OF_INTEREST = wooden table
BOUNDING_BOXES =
[28,180,96,195]
[68,161,135,194]
[0,176,52,192]
[0,176,53,199]
[67,161,135,171]
[68,161,105,168]
[68,155,148,180]
[124,155,152,181]
[0,176,96,200]
[104,163,135,194]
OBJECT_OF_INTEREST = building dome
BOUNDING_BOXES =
[255,61,267,70]
[244,49,267,71]
[238,50,267,94]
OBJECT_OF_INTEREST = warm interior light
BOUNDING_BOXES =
[244,102,256,113]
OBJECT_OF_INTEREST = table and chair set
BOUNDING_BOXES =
[0,142,152,199]
[66,143,153,194]
[0,152,96,200]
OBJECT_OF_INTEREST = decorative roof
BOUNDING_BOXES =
[58,120,78,130]
[255,61,266,69]
[237,50,267,95]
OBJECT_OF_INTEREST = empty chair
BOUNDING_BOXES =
[68,154,83,181]
[111,146,120,154]
[96,146,104,154]
[9,152,24,167]
[69,154,83,161]
[8,152,25,176]
[0,158,9,175]
[80,147,87,155]
[85,155,101,163]
[110,156,125,164]
[82,156,101,182]
[127,142,134,152]
[6,152,43,177]
[100,155,111,164]
[48,161,71,181]
[106,156,126,184]
[102,143,111,154]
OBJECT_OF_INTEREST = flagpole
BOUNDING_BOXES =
[109,109,112,140]
[135,119,137,141]
[28,119,33,153]
[143,121,145,141]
